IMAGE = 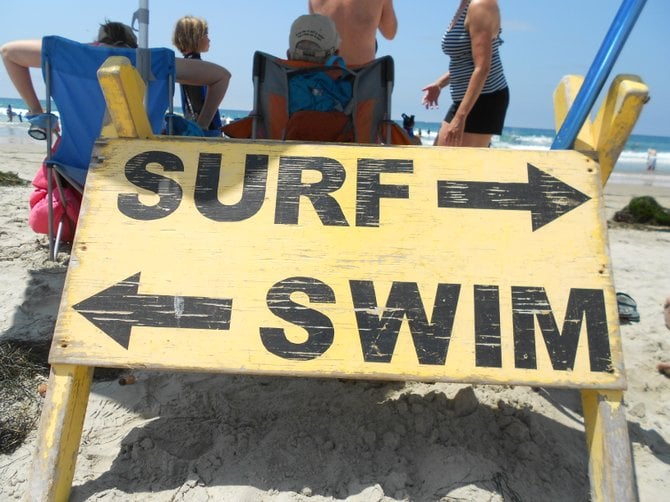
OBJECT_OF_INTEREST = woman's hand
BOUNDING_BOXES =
[421,83,441,109]
[421,72,449,109]
[440,115,465,146]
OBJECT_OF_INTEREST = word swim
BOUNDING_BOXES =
[75,274,613,374]
[261,279,612,372]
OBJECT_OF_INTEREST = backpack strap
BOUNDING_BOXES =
[323,55,354,115]
[325,55,346,68]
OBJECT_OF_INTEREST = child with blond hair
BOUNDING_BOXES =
[172,15,223,134]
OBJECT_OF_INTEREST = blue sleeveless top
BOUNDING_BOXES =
[441,0,507,101]
[180,52,223,131]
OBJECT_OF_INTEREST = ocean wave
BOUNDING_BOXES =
[608,171,670,188]
[497,135,553,149]
[2,101,669,171]
[619,150,670,162]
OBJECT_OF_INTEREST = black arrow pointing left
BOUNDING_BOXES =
[73,273,233,349]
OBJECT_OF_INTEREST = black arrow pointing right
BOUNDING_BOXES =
[73,273,233,349]
[437,163,591,230]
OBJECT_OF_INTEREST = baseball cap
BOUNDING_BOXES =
[289,14,340,61]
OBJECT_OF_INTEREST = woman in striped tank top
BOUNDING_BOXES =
[422,0,509,147]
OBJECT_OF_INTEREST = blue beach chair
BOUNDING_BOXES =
[39,36,175,258]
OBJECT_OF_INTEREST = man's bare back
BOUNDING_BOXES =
[308,0,397,66]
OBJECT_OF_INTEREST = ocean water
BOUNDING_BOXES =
[2,96,668,186]
[412,121,670,175]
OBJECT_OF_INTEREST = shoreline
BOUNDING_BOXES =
[1,140,669,501]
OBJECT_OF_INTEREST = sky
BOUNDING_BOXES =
[1,0,668,136]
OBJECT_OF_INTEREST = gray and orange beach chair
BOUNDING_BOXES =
[223,51,414,145]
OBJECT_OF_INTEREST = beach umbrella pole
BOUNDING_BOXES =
[132,0,151,113]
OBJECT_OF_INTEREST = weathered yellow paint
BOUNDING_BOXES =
[48,138,625,389]
[553,75,596,152]
[582,390,636,501]
[592,74,649,183]
[97,56,153,139]
[33,61,634,501]
[29,364,93,501]
[553,73,649,184]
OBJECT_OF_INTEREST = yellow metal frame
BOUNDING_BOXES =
[552,71,646,502]
[554,73,649,184]
[29,57,637,501]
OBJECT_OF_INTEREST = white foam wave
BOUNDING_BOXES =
[618,150,670,162]
[608,171,670,188]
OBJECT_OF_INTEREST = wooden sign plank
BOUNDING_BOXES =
[49,138,624,389]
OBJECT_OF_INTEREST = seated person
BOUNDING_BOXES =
[1,21,232,242]
[0,20,231,132]
[172,15,223,136]
[283,14,354,142]
[287,13,341,64]
[224,14,353,143]
[223,14,412,145]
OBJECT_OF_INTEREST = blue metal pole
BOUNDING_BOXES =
[551,0,647,150]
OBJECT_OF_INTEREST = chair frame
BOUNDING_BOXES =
[250,51,394,144]
[40,36,175,259]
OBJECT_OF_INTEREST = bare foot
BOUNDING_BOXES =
[658,363,670,378]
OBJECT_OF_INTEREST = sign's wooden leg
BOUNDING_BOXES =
[28,364,94,502]
[581,389,637,502]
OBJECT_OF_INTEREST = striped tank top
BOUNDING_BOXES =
[441,0,507,101]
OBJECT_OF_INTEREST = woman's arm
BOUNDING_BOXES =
[1,39,232,129]
[0,39,44,115]
[175,58,231,129]
[444,0,499,145]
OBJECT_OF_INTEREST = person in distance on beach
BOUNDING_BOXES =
[0,20,231,131]
[308,0,398,66]
[422,0,509,147]
[646,148,657,171]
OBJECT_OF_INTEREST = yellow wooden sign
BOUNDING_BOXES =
[50,138,623,388]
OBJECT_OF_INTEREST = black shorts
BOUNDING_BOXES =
[444,86,509,135]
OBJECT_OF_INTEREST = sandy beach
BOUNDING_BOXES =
[1,134,669,501]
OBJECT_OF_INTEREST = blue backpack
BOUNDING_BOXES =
[288,56,353,115]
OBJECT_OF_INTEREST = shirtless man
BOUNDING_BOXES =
[308,0,397,66]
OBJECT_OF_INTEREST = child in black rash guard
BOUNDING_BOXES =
[172,15,223,135]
